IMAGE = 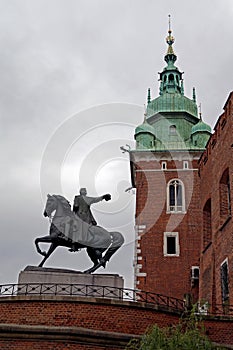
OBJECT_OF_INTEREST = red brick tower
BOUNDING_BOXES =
[130,21,211,301]
[199,92,233,313]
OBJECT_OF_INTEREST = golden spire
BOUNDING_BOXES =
[166,14,175,55]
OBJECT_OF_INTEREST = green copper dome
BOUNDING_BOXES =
[135,120,155,135]
[147,93,198,118]
[191,120,212,134]
[146,23,197,119]
[135,114,156,150]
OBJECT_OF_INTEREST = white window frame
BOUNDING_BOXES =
[191,266,200,280]
[161,161,167,170]
[183,161,189,169]
[163,232,180,256]
[167,179,186,213]
[221,258,229,302]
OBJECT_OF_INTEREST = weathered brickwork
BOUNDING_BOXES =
[0,342,106,350]
[0,296,233,348]
[0,296,179,349]
[133,153,202,301]
[199,92,233,310]
[0,296,179,334]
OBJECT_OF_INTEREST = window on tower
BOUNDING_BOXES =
[203,199,212,250]
[168,73,174,82]
[221,259,229,303]
[167,179,185,213]
[219,168,231,223]
[161,161,167,170]
[169,125,177,135]
[163,232,180,256]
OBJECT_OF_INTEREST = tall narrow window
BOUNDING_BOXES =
[161,161,167,170]
[203,199,212,249]
[219,169,231,221]
[183,161,189,169]
[167,179,185,212]
[168,73,174,82]
[221,260,229,303]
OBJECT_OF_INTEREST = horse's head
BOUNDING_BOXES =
[44,194,57,217]
[43,194,72,218]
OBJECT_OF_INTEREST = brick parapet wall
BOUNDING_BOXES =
[0,295,179,349]
[0,295,180,333]
[0,296,233,348]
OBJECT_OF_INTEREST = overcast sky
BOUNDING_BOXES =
[0,0,232,289]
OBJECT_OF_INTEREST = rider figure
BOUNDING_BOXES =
[71,188,111,252]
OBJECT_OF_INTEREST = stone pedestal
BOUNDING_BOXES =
[17,266,124,298]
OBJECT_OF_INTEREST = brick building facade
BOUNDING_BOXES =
[199,91,233,312]
[131,151,202,301]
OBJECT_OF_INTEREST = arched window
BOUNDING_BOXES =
[221,259,229,303]
[168,73,174,82]
[169,125,177,135]
[167,179,185,212]
[203,199,212,250]
[219,169,231,221]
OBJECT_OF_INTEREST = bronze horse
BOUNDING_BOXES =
[35,194,124,273]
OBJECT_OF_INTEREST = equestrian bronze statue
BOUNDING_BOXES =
[35,194,124,273]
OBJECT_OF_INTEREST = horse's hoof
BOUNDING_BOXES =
[100,258,107,268]
[39,251,47,257]
[84,262,102,274]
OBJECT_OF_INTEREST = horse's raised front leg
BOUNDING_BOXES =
[38,242,58,267]
[35,235,52,256]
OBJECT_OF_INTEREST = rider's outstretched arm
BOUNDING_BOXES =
[85,194,111,205]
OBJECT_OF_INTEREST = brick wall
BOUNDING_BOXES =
[199,92,233,309]
[0,295,179,349]
[133,152,202,302]
[0,296,179,333]
[0,342,106,350]
[0,296,233,348]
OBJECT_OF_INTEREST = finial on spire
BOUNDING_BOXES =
[193,87,196,102]
[147,88,151,104]
[198,103,202,120]
[165,14,175,57]
[168,14,171,33]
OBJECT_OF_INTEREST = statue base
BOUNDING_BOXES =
[17,266,124,298]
